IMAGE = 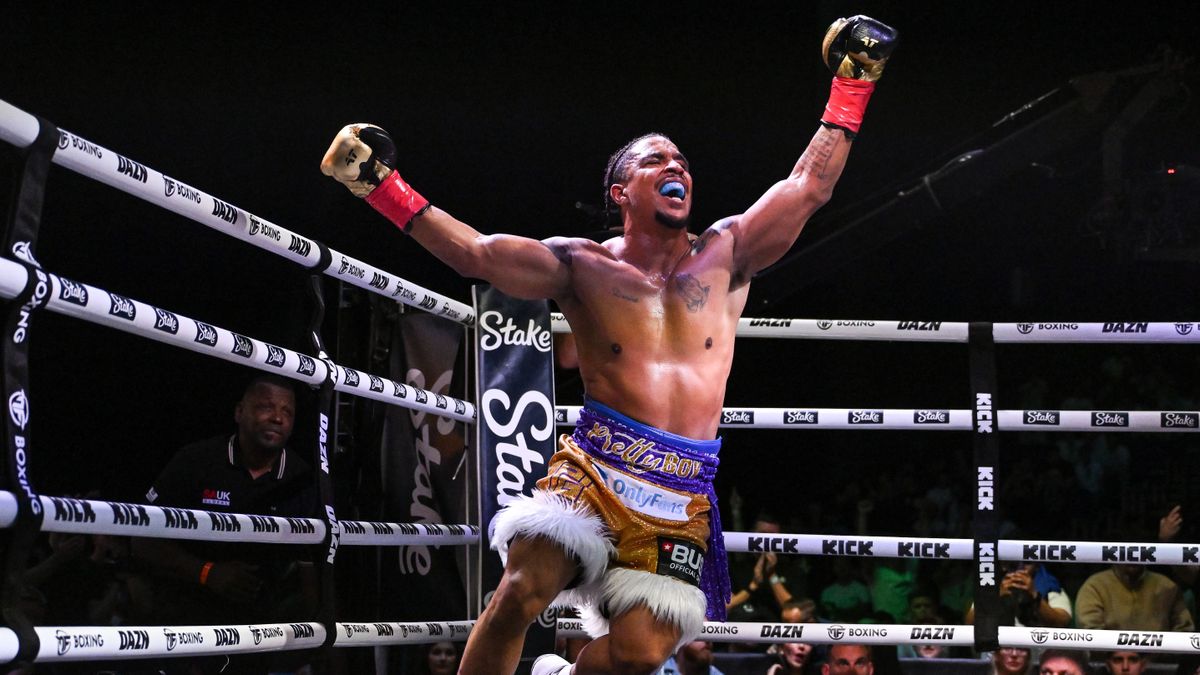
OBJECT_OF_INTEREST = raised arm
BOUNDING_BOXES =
[320,124,572,301]
[729,15,897,283]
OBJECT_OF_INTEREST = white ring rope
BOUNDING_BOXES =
[551,314,1200,344]
[29,623,325,662]
[0,491,479,547]
[722,531,973,560]
[0,99,474,326]
[556,406,1200,431]
[0,257,476,422]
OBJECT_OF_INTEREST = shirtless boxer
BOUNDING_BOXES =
[321,15,896,675]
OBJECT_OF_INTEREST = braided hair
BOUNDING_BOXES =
[602,132,673,219]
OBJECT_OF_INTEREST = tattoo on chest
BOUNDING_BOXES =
[673,274,710,312]
[611,287,640,303]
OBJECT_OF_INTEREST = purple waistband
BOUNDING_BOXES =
[573,400,730,621]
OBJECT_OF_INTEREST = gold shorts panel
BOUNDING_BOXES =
[537,433,711,576]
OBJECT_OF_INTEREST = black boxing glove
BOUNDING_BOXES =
[819,15,898,138]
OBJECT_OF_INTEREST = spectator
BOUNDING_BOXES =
[660,640,725,675]
[131,373,320,673]
[764,600,819,675]
[728,512,805,651]
[821,644,873,675]
[1158,505,1198,591]
[1103,651,1149,675]
[819,557,871,623]
[417,641,460,675]
[991,647,1032,675]
[1075,563,1193,632]
[1038,649,1091,675]
[966,562,1073,628]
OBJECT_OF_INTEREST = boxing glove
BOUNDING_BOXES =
[819,15,898,138]
[320,124,429,233]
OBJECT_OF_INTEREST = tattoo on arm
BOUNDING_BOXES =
[673,274,710,312]
[611,287,639,303]
[690,229,717,256]
[796,128,839,179]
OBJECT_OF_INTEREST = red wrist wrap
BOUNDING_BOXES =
[821,77,876,134]
[365,170,430,234]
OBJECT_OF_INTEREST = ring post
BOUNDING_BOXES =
[969,322,1000,652]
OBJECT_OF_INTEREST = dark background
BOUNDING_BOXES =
[1,3,1199,545]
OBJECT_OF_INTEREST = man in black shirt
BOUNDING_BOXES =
[133,373,319,625]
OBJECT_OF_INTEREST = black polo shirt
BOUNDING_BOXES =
[147,434,317,518]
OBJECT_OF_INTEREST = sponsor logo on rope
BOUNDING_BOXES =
[656,537,704,586]
[555,407,568,423]
[374,623,395,636]
[1031,630,1049,644]
[419,294,438,311]
[414,388,428,404]
[1118,632,1163,647]
[1017,323,1078,334]
[975,393,993,433]
[817,320,832,329]
[248,215,281,241]
[13,267,49,344]
[1103,545,1156,562]
[56,631,104,655]
[9,389,29,430]
[785,410,819,424]
[370,272,389,290]
[109,502,150,527]
[898,321,941,331]
[12,241,40,267]
[823,539,873,556]
[479,310,552,352]
[297,354,317,377]
[343,623,371,639]
[60,131,102,157]
[1023,544,1077,561]
[106,293,135,320]
[266,344,286,367]
[1162,412,1198,428]
[368,375,385,393]
[343,369,360,387]
[748,536,799,554]
[392,381,408,399]
[750,318,792,327]
[760,624,803,638]
[977,467,994,510]
[455,399,468,416]
[290,624,315,640]
[1092,411,1129,427]
[1043,630,1093,643]
[58,278,89,306]
[914,409,949,424]
[194,321,218,346]
[898,541,952,558]
[435,393,449,409]
[338,256,366,279]
[250,515,280,533]
[978,541,996,585]
[231,333,254,358]
[722,409,754,424]
[163,176,201,203]
[1103,322,1148,333]
[536,607,557,629]
[116,154,147,183]
[287,234,312,257]
[163,507,199,530]
[153,308,179,334]
[849,410,883,425]
[118,629,150,651]
[214,628,240,647]
[209,512,241,532]
[163,628,204,651]
[1176,323,1195,336]
[51,497,96,523]
[825,625,891,640]
[1024,410,1059,425]
[392,279,417,302]
[911,627,955,640]
[1190,635,1200,650]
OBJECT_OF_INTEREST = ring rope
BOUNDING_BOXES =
[551,313,1200,343]
[0,99,475,326]
[0,491,478,547]
[0,257,476,422]
[556,406,1200,431]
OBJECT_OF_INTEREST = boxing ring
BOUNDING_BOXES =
[1,97,1199,668]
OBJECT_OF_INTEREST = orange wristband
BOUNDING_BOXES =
[199,561,214,585]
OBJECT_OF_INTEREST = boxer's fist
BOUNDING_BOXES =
[320,124,398,198]
[822,15,898,82]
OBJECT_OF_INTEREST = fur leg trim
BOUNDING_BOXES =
[575,567,707,650]
[489,491,615,587]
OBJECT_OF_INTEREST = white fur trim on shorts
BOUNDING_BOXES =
[569,567,706,650]
[489,490,615,587]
